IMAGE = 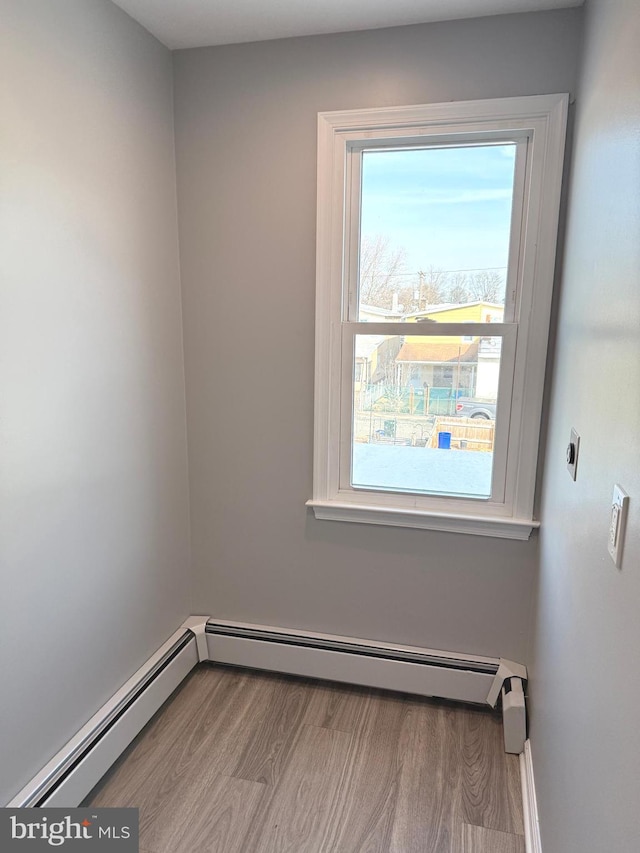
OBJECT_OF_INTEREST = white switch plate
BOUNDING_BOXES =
[608,484,629,568]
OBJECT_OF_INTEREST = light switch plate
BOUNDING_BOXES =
[566,428,580,480]
[608,484,629,568]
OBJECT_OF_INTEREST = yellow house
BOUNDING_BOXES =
[395,301,504,399]
[404,300,504,337]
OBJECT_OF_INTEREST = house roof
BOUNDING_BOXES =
[359,304,403,318]
[395,341,479,363]
[355,335,385,359]
[403,301,504,320]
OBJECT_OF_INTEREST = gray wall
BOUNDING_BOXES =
[0,0,190,804]
[173,10,582,660]
[528,0,640,850]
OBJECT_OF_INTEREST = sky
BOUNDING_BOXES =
[360,143,517,279]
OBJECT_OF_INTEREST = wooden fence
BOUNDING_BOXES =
[429,417,495,452]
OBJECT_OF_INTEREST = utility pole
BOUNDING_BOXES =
[418,270,425,312]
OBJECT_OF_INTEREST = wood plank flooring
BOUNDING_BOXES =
[86,664,524,853]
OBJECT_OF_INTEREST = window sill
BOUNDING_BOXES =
[306,499,538,540]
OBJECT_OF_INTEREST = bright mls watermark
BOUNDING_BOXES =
[1,809,138,851]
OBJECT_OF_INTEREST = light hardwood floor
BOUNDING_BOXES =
[86,664,525,852]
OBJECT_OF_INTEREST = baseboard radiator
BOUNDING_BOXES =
[206,620,525,719]
[206,620,527,754]
[7,616,527,809]
[7,626,200,809]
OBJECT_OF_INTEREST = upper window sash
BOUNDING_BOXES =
[344,135,530,326]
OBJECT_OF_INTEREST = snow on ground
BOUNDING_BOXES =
[352,443,492,498]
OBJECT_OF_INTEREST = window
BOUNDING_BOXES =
[308,95,568,539]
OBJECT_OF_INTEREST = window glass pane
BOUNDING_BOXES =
[352,334,502,498]
[357,144,516,323]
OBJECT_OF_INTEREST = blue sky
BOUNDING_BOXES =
[360,144,516,276]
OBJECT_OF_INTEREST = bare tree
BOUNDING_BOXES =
[446,273,471,304]
[467,270,504,303]
[394,283,417,313]
[359,235,407,309]
[358,236,505,312]
[417,266,448,308]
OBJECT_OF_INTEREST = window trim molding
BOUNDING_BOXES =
[308,94,569,540]
[309,501,540,541]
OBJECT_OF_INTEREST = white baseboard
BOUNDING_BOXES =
[206,619,499,705]
[520,739,542,853]
[7,615,519,809]
[7,627,199,808]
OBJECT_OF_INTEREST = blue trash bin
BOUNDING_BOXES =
[437,431,452,449]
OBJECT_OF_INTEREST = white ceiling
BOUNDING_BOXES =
[111,0,583,50]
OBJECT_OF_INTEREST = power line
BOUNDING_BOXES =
[365,266,507,278]
[420,266,506,274]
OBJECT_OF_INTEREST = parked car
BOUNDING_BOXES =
[454,397,496,419]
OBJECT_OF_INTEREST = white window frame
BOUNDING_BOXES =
[307,94,569,540]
